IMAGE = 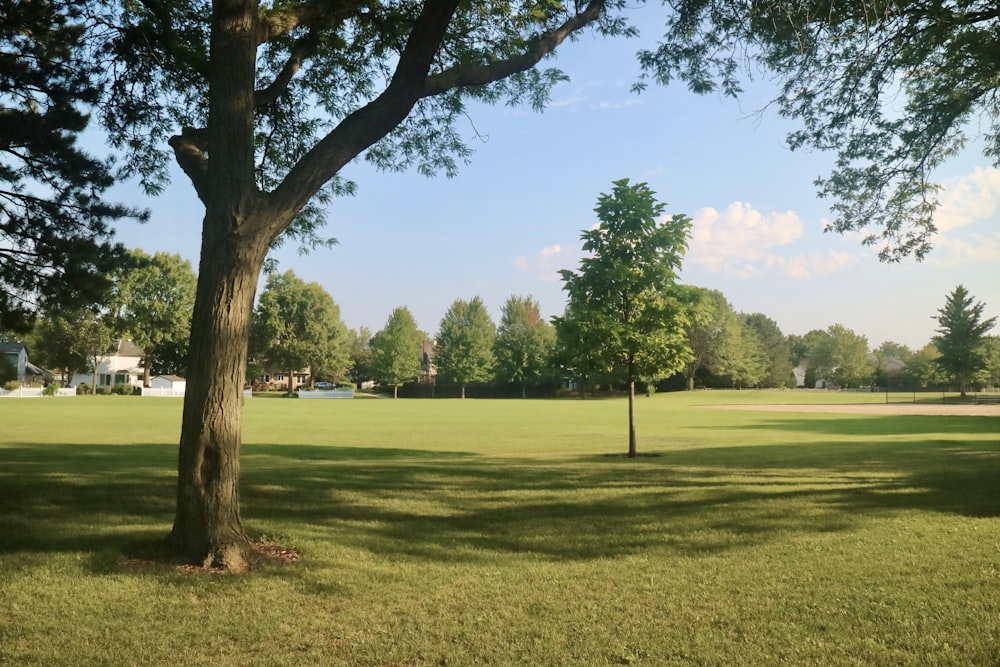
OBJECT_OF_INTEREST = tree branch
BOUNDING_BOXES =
[422,0,606,97]
[254,29,320,107]
[268,0,462,223]
[168,127,210,203]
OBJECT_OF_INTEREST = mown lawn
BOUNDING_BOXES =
[1,391,998,666]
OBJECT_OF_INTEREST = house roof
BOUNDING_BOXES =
[0,342,27,355]
[116,339,144,357]
[25,362,53,379]
[154,375,186,382]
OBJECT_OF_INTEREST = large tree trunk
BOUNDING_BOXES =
[168,224,270,571]
[167,0,271,571]
[627,378,637,458]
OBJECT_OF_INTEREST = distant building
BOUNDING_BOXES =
[0,342,28,383]
[70,339,145,391]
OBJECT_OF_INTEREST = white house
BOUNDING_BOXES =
[0,342,28,383]
[70,339,145,392]
[143,374,187,397]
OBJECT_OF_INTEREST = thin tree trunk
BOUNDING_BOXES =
[627,378,637,458]
[394,384,399,399]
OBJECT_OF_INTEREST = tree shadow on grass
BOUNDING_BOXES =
[1,416,997,571]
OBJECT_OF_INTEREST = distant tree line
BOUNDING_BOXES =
[2,257,997,399]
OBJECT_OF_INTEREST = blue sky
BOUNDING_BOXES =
[104,10,999,351]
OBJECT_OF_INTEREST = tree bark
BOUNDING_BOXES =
[168,218,271,571]
[627,378,637,458]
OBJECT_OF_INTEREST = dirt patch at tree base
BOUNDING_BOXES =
[116,538,301,574]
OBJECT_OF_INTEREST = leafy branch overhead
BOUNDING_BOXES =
[639,0,1000,261]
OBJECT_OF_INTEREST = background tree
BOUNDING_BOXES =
[904,343,946,390]
[978,337,1000,389]
[551,300,610,399]
[108,249,197,385]
[642,0,1000,261]
[345,327,373,389]
[0,0,141,331]
[91,0,633,569]
[493,294,555,398]
[743,313,794,388]
[434,296,496,399]
[807,325,873,388]
[716,318,767,389]
[556,179,692,457]
[872,341,913,389]
[29,315,87,385]
[680,287,739,391]
[249,271,348,396]
[370,307,425,399]
[933,285,997,396]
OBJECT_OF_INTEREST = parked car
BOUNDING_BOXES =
[315,381,335,390]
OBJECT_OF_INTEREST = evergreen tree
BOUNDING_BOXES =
[933,285,997,396]
[0,1,142,330]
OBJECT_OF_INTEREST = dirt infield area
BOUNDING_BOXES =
[705,403,1000,417]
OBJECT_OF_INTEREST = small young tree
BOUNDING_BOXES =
[494,295,555,398]
[556,179,693,457]
[435,297,496,399]
[70,311,117,394]
[934,285,997,396]
[370,307,425,399]
[249,271,348,396]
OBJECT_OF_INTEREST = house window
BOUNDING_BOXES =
[101,374,112,386]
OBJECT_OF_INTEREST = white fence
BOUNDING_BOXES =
[0,387,75,397]
[141,387,185,397]
[298,388,355,399]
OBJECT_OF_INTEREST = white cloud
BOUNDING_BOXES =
[935,166,1000,232]
[686,202,855,279]
[512,244,570,282]
[930,232,1000,267]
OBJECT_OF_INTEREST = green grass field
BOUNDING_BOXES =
[1,391,998,666]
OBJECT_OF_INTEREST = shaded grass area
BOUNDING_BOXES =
[1,393,999,665]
